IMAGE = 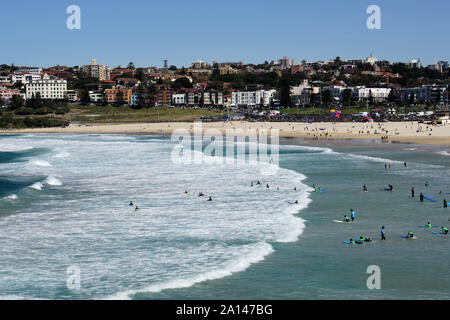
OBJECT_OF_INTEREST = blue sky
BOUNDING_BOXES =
[1,0,449,68]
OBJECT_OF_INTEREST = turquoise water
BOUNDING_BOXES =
[0,134,449,299]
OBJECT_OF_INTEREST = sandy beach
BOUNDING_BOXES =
[1,121,450,146]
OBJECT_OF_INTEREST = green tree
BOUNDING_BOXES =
[342,89,352,106]
[80,89,91,105]
[322,90,332,106]
[278,74,292,107]
[9,94,24,110]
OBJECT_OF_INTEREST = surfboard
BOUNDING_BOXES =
[333,220,345,223]
[287,201,298,205]
[432,232,447,235]
[418,225,437,228]
[423,196,438,202]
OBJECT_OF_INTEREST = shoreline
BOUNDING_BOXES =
[1,121,449,146]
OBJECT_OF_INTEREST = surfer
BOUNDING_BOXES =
[207,197,212,202]
[426,221,432,229]
[407,232,414,239]
[295,200,299,204]
[349,238,356,245]
[388,184,393,192]
[344,215,350,223]
[444,199,448,208]
[404,161,407,168]
[294,187,297,191]
[129,201,134,206]
[420,193,424,202]
[425,181,429,187]
[135,206,140,211]
[381,226,386,240]
[363,184,368,192]
[350,209,356,221]
[184,191,189,194]
[256,180,261,185]
[198,192,205,197]
[442,226,448,234]
[266,184,270,189]
[411,187,415,198]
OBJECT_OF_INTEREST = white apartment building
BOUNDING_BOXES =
[10,73,42,84]
[354,87,391,102]
[172,93,187,105]
[15,67,42,75]
[89,91,103,103]
[231,90,276,108]
[26,74,67,99]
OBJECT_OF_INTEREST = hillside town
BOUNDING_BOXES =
[0,56,449,120]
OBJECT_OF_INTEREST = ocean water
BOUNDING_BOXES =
[0,134,449,300]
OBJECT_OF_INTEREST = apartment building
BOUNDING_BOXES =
[82,59,111,81]
[172,93,187,105]
[0,87,20,101]
[25,74,67,99]
[231,90,276,108]
[104,88,132,104]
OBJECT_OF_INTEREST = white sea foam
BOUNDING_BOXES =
[5,194,18,200]
[30,182,43,190]
[437,151,450,156]
[54,151,70,158]
[104,242,274,300]
[0,134,312,299]
[30,160,51,167]
[45,176,62,186]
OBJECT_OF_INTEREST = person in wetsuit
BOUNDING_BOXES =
[441,226,448,234]
[420,193,424,202]
[411,187,415,198]
[444,199,448,209]
[351,209,356,222]
[381,226,386,240]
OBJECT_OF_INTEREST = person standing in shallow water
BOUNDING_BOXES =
[381,226,386,240]
[444,199,448,209]
[411,187,415,198]
[420,193,424,202]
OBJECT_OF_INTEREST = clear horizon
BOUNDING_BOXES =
[1,0,449,68]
